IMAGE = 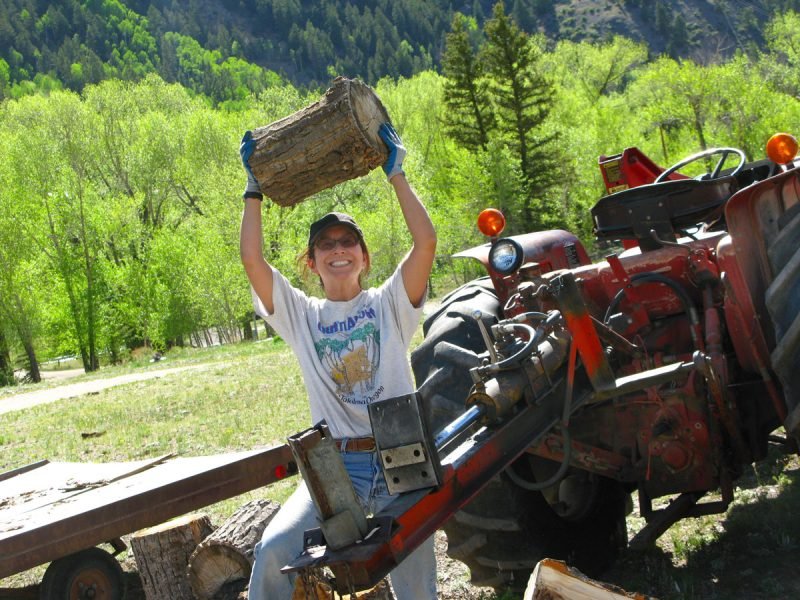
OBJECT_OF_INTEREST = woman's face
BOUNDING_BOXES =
[308,225,367,289]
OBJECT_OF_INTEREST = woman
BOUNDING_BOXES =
[239,123,438,599]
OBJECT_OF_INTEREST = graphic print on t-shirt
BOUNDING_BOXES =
[315,310,380,401]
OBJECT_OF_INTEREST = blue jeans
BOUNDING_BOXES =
[248,449,438,599]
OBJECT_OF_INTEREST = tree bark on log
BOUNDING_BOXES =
[130,513,214,600]
[249,77,390,207]
[187,498,280,599]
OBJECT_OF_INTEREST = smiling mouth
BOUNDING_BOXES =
[330,260,351,267]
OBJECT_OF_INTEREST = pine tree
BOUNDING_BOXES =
[481,1,557,228]
[442,12,494,151]
[512,0,536,31]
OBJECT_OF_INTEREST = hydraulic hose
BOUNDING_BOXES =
[603,272,701,348]
[506,427,572,491]
[480,312,562,376]
[504,359,582,492]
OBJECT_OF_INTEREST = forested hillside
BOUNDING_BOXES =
[2,1,800,383]
[3,0,800,99]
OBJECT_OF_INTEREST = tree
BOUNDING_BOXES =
[540,38,650,238]
[668,14,690,57]
[0,253,43,382]
[763,11,800,95]
[0,164,43,383]
[0,329,13,386]
[511,0,536,31]
[628,57,720,157]
[441,13,494,151]
[1,91,104,372]
[551,37,648,104]
[481,2,558,229]
[702,55,800,162]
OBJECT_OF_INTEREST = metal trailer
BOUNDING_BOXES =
[0,445,297,599]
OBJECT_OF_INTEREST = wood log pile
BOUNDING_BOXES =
[130,496,395,599]
[131,499,279,600]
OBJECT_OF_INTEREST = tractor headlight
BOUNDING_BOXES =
[488,238,524,275]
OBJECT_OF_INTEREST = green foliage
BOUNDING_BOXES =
[160,32,281,105]
[0,0,283,103]
[2,7,800,380]
[2,0,789,101]
[763,10,800,95]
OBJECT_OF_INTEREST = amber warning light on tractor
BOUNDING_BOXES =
[766,132,799,165]
[478,208,506,237]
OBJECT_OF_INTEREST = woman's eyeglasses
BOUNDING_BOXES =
[315,234,360,252]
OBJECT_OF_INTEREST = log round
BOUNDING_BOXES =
[187,498,280,599]
[249,77,390,206]
[130,513,214,600]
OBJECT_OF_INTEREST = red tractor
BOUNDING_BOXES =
[409,135,800,588]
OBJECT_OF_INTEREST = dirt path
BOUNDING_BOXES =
[0,365,211,416]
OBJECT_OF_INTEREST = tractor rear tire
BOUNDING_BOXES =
[411,279,629,591]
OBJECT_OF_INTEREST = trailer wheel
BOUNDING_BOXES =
[411,279,629,591]
[40,547,125,600]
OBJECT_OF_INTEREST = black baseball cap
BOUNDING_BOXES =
[308,212,364,251]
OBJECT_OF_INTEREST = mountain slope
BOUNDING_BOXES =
[0,0,795,99]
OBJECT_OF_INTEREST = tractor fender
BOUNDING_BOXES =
[453,229,591,273]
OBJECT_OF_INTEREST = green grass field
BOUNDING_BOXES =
[1,340,310,470]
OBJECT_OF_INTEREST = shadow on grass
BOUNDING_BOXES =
[602,454,800,600]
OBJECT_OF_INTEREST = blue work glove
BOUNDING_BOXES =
[240,130,263,200]
[379,123,406,180]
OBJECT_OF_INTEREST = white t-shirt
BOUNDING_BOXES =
[252,266,424,439]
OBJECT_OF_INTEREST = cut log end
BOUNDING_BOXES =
[346,78,390,168]
[188,544,251,598]
[187,498,280,600]
[524,558,655,600]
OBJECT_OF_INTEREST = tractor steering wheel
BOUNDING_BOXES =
[654,147,746,183]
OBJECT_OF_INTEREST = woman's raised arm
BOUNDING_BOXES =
[239,131,275,314]
[379,123,437,308]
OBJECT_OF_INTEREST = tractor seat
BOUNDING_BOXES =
[591,176,738,250]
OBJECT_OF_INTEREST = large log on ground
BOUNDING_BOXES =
[187,498,280,599]
[248,76,390,207]
[131,513,214,600]
[523,558,656,600]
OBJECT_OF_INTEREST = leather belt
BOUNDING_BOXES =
[334,437,376,452]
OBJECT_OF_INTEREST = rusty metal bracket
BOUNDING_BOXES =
[550,272,616,393]
[369,392,442,495]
